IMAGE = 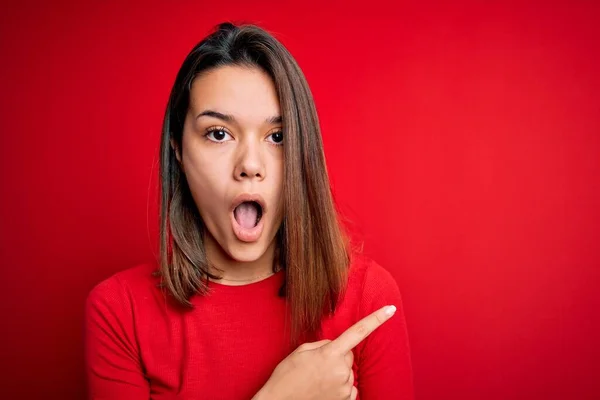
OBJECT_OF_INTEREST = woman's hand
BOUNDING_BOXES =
[254,305,397,400]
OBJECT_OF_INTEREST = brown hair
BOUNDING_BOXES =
[158,22,350,344]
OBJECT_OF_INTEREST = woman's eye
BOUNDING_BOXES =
[267,131,283,145]
[206,129,232,142]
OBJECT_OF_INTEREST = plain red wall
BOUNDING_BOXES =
[1,1,599,399]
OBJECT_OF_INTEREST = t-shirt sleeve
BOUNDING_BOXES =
[85,276,150,400]
[357,261,414,400]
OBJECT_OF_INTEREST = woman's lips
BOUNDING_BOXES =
[230,193,267,214]
[230,193,267,243]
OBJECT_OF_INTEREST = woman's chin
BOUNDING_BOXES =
[203,225,278,264]
[224,241,271,263]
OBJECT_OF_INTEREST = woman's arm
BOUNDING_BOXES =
[85,277,150,400]
[356,262,414,399]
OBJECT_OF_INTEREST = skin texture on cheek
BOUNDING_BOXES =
[185,150,233,248]
[177,65,284,275]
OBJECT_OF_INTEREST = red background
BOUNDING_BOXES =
[1,1,599,399]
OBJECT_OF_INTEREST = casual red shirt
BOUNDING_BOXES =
[85,254,414,399]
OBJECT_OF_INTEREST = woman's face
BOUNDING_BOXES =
[178,65,284,263]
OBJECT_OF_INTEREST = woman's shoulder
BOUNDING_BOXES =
[320,253,404,340]
[346,253,402,301]
[86,263,160,312]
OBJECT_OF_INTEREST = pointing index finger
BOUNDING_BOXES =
[328,305,397,354]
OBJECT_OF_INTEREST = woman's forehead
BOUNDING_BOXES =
[189,65,281,125]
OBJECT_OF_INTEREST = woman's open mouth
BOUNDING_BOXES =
[230,195,266,243]
[234,201,263,228]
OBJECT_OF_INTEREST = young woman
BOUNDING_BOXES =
[85,22,414,400]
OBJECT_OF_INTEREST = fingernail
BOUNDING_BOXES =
[385,305,396,317]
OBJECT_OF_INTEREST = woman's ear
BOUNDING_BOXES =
[170,138,182,165]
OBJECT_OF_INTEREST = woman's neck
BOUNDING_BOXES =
[203,231,280,285]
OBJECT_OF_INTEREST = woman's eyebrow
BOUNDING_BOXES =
[196,110,282,125]
[196,110,234,122]
[267,116,282,124]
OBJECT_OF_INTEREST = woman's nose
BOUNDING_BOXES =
[233,141,266,181]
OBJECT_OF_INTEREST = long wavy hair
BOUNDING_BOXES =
[158,22,350,344]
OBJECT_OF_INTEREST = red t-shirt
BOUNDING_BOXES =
[85,254,414,399]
